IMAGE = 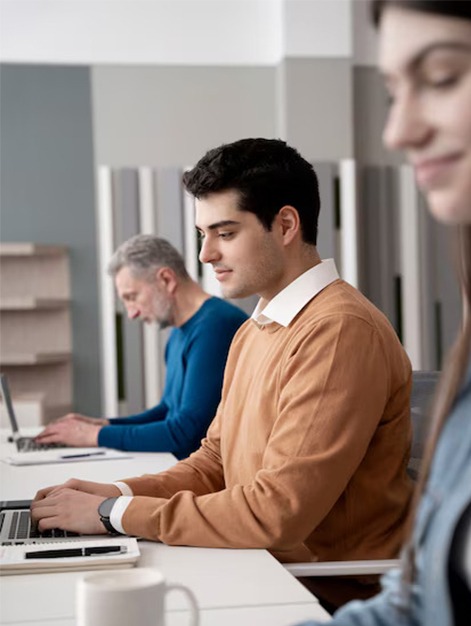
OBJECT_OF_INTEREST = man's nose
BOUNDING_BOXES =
[126,305,140,320]
[199,237,221,264]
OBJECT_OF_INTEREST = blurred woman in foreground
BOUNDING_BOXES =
[298,1,471,624]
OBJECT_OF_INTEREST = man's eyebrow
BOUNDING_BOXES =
[196,220,241,232]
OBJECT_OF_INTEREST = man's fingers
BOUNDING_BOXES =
[34,479,119,505]
[34,425,55,440]
[35,423,66,441]
[35,414,78,438]
[33,480,79,502]
[57,413,80,422]
[32,488,74,523]
[36,515,63,532]
[33,484,60,501]
[31,496,61,524]
[35,432,59,443]
[35,420,100,447]
[31,499,63,531]
[35,422,75,444]
[31,489,108,535]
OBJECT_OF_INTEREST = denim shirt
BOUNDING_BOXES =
[297,363,471,626]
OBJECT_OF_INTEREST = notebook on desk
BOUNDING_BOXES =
[0,500,140,574]
[4,448,132,466]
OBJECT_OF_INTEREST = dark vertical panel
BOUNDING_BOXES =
[0,64,101,415]
[361,166,400,332]
[434,225,461,368]
[112,170,124,251]
[315,162,338,262]
[417,197,439,368]
[113,169,145,415]
[154,167,184,252]
[152,167,185,381]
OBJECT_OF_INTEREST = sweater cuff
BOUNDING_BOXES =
[110,496,133,534]
[113,481,134,496]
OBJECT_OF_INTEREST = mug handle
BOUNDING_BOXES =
[165,583,200,626]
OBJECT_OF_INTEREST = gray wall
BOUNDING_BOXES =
[353,66,402,167]
[280,58,353,160]
[0,64,102,414]
[92,61,355,166]
[92,66,277,166]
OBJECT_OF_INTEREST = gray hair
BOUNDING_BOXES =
[108,234,190,281]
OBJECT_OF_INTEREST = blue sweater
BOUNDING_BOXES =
[98,297,247,459]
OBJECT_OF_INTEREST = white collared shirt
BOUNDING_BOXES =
[251,259,340,328]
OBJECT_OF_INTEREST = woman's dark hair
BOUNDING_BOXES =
[371,1,471,27]
[370,0,471,591]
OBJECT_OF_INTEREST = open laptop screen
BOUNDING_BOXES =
[0,374,21,438]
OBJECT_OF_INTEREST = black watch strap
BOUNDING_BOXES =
[98,496,120,534]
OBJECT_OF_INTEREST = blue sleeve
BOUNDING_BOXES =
[98,403,169,448]
[294,570,417,626]
[105,403,168,426]
[98,307,246,458]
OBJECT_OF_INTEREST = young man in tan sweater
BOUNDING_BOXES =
[32,138,413,611]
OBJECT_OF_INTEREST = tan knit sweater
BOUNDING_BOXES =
[121,279,413,563]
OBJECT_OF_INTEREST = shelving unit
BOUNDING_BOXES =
[0,243,73,427]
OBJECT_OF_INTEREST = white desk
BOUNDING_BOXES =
[0,437,330,625]
[0,428,178,500]
[6,604,330,626]
[0,547,330,624]
[0,450,177,500]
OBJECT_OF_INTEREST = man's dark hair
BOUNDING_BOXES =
[371,0,471,26]
[183,138,320,246]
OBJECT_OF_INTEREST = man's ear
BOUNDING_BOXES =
[156,267,178,294]
[277,206,300,246]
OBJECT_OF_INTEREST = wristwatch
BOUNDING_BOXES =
[98,497,119,534]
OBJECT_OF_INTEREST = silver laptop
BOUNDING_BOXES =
[0,374,68,452]
[0,499,83,545]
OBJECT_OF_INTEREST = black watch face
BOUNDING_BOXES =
[99,497,117,519]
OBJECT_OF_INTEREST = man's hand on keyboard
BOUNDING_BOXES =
[34,415,106,447]
[33,478,121,502]
[30,487,110,535]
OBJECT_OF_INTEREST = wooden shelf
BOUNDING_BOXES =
[0,352,71,366]
[0,297,70,311]
[0,242,73,426]
[0,243,67,256]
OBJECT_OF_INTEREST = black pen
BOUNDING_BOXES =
[24,545,127,559]
[60,451,106,459]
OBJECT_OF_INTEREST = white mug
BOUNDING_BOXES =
[76,567,199,626]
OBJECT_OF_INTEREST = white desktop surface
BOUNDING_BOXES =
[0,450,177,500]
[0,546,324,623]
[5,603,330,626]
[0,430,177,500]
[0,431,330,624]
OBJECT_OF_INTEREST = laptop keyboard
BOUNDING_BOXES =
[17,438,66,452]
[0,510,79,545]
